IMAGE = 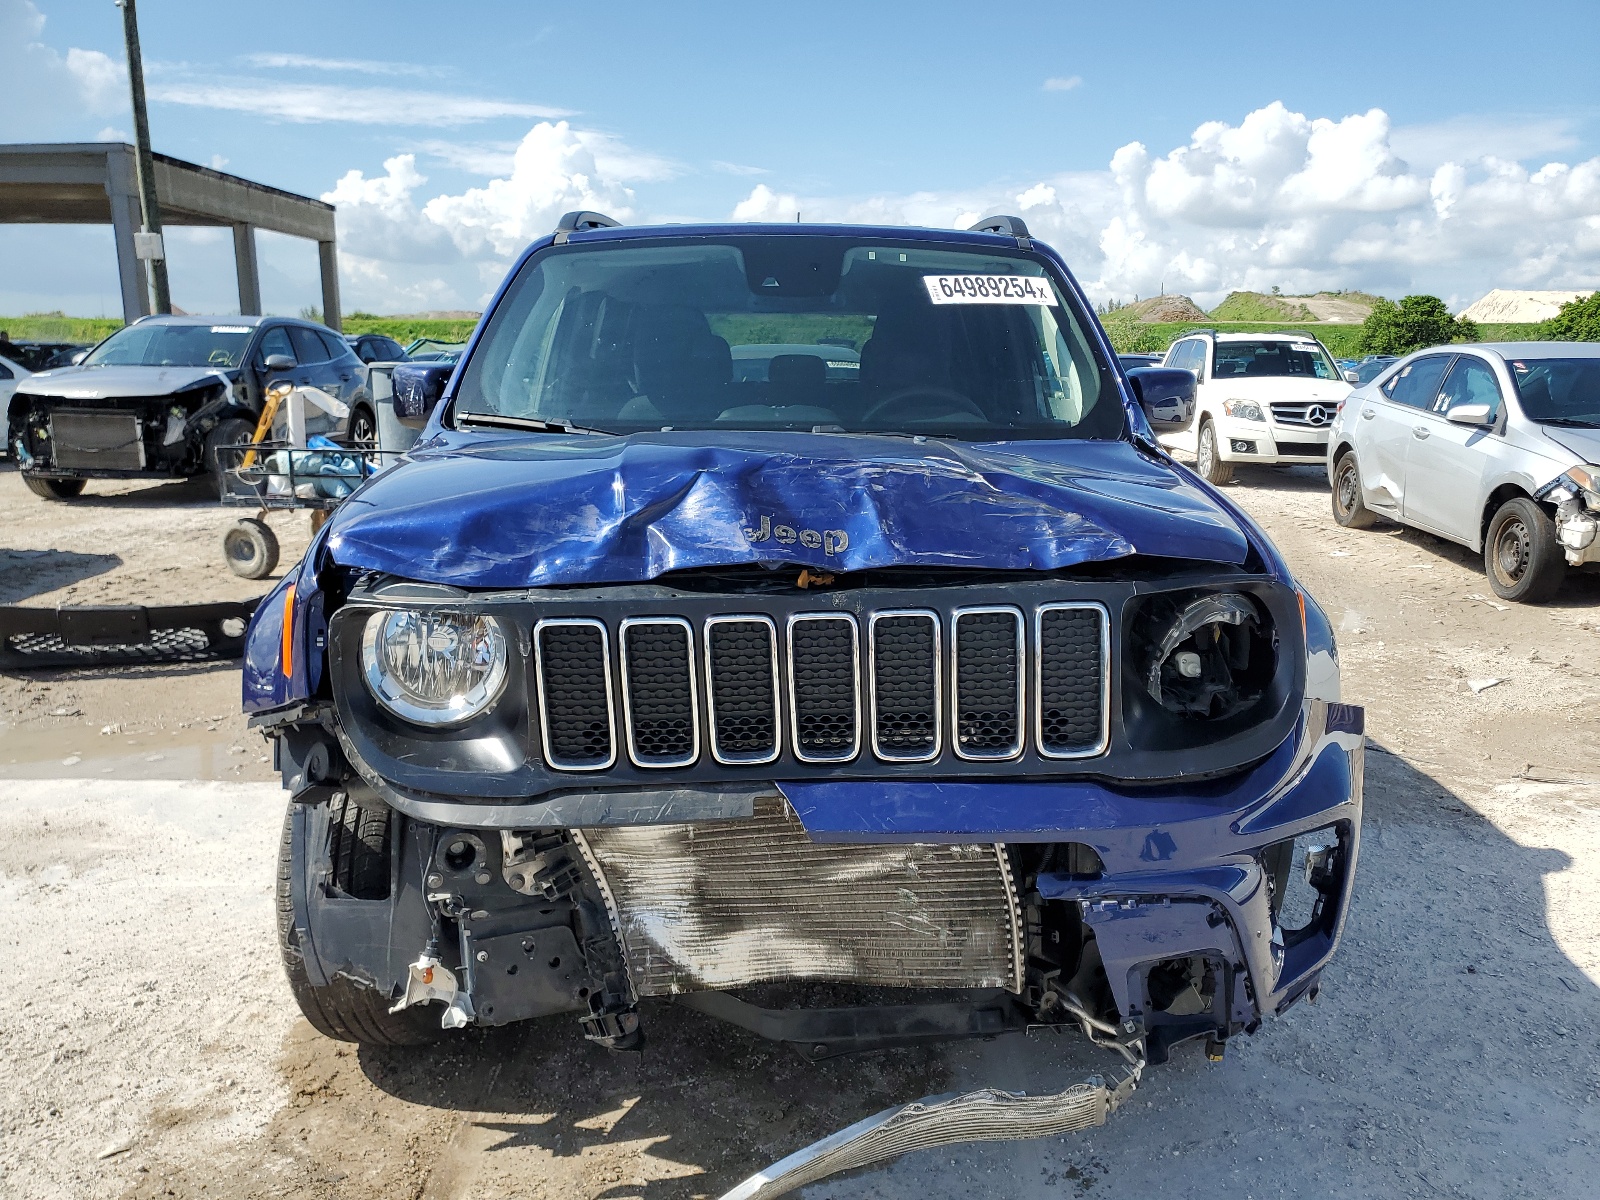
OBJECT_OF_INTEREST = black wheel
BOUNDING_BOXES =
[22,475,86,500]
[1484,497,1565,603]
[1331,451,1377,529]
[276,796,446,1046]
[1196,420,1234,485]
[346,405,377,449]
[205,416,257,500]
[222,517,280,579]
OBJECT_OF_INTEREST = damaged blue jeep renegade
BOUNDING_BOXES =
[244,214,1362,1091]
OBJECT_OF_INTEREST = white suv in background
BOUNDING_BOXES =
[1159,330,1353,483]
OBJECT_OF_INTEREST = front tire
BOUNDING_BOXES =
[1484,497,1565,603]
[1196,420,1234,485]
[1331,451,1378,529]
[346,405,376,449]
[23,475,86,500]
[277,796,446,1046]
[205,416,257,500]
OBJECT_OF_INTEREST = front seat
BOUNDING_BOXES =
[618,305,731,425]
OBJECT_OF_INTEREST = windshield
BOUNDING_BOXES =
[83,323,253,369]
[1213,339,1342,381]
[1508,358,1600,425]
[454,235,1122,440]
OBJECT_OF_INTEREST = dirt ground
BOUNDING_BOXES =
[2,458,1597,1199]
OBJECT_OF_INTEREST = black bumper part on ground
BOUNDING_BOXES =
[0,599,260,670]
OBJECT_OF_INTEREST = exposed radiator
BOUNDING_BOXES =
[575,796,1023,998]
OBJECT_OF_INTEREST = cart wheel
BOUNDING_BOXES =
[224,517,280,579]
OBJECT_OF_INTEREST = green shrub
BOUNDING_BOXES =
[1540,292,1600,341]
[1357,295,1479,355]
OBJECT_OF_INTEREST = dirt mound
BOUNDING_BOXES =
[1208,291,1379,323]
[1458,289,1589,323]
[1120,295,1208,322]
[1301,292,1380,322]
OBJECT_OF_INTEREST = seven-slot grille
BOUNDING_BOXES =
[532,603,1109,771]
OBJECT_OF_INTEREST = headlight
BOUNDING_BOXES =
[1554,464,1600,510]
[1138,592,1274,719]
[361,610,509,727]
[1222,399,1264,422]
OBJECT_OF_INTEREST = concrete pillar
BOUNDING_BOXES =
[108,188,151,321]
[233,223,261,315]
[318,240,342,331]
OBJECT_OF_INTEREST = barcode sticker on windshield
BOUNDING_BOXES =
[923,275,1057,306]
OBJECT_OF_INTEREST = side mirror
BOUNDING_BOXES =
[1343,370,1360,383]
[392,362,453,429]
[1446,403,1493,427]
[263,354,295,372]
[1127,366,1196,433]
[70,350,88,366]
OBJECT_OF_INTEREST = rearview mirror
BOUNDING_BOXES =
[1126,366,1196,434]
[392,362,453,429]
[1446,403,1493,427]
[263,354,295,372]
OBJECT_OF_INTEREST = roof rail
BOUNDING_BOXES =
[553,210,622,243]
[967,214,1031,242]
[1188,327,1217,339]
[1280,330,1319,340]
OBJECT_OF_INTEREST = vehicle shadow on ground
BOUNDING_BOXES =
[240,746,1600,1200]
[0,547,123,603]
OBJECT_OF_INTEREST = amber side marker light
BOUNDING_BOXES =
[280,583,296,678]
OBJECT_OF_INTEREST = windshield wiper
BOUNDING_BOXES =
[457,412,615,436]
[1537,417,1600,428]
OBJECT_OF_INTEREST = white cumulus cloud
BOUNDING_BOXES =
[2,0,127,137]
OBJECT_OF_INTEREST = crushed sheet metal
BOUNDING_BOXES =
[322,431,1252,588]
[0,599,260,670]
[718,1064,1143,1200]
[578,796,1020,996]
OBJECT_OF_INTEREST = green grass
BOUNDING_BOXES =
[0,313,123,344]
[344,316,479,343]
[1208,292,1318,322]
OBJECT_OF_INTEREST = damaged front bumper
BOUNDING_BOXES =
[277,695,1362,1067]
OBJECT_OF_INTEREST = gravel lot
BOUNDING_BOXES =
[2,459,1597,1199]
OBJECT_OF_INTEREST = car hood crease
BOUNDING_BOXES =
[18,364,234,399]
[322,430,1251,587]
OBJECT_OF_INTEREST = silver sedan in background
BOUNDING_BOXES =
[1327,342,1600,602]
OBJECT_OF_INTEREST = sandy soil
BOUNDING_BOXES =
[2,460,1597,1199]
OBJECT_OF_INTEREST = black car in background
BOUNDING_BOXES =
[346,333,410,364]
[6,315,369,500]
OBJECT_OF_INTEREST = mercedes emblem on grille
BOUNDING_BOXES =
[1306,404,1330,426]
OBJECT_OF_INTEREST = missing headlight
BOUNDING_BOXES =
[1137,592,1274,719]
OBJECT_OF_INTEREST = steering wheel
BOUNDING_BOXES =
[863,386,987,424]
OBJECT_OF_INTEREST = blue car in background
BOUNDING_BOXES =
[245,214,1363,1160]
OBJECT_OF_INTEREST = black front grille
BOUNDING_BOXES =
[706,618,778,762]
[536,620,614,769]
[1037,605,1105,756]
[789,616,858,761]
[622,620,696,766]
[871,612,939,760]
[1275,439,1326,457]
[954,608,1022,759]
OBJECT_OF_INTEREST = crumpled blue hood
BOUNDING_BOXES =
[323,429,1250,587]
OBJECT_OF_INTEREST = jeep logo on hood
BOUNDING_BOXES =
[743,514,849,555]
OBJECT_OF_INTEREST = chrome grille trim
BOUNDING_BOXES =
[533,617,617,772]
[1269,401,1335,429]
[1033,602,1111,760]
[786,613,861,763]
[868,609,942,763]
[618,616,700,769]
[704,614,782,766]
[951,605,1026,762]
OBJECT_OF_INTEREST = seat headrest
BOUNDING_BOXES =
[768,353,826,392]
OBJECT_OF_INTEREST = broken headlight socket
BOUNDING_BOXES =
[1263,824,1345,954]
[1137,592,1275,720]
[1221,399,1265,422]
[360,609,509,727]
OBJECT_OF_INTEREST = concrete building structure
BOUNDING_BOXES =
[0,142,341,329]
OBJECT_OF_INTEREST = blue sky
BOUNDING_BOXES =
[6,0,1600,317]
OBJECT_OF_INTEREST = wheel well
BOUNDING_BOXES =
[1331,439,1356,466]
[1480,484,1554,549]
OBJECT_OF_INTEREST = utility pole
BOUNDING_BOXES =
[117,0,170,314]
